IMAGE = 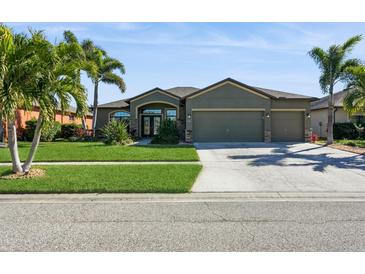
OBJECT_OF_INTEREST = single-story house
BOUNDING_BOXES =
[311,90,365,137]
[96,78,316,142]
[0,105,93,142]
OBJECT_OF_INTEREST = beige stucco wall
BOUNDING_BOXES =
[310,108,351,137]
[95,107,129,130]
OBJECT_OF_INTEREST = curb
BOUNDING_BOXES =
[2,192,365,203]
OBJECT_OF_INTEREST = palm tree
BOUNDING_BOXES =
[81,40,126,135]
[21,30,92,173]
[308,35,362,144]
[1,26,91,173]
[343,66,365,116]
[0,25,35,173]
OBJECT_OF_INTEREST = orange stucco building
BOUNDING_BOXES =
[0,106,93,142]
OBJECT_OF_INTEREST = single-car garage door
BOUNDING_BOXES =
[192,111,264,142]
[271,111,304,142]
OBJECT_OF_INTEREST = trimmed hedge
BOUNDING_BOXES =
[60,123,83,139]
[333,123,364,139]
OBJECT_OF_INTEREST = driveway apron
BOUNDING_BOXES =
[192,142,365,192]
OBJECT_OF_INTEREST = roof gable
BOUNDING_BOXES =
[126,87,180,103]
[186,78,272,100]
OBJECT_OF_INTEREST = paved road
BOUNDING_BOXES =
[1,195,365,251]
[192,142,365,192]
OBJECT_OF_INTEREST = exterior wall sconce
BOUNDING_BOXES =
[265,113,270,118]
[306,113,311,118]
[187,114,192,119]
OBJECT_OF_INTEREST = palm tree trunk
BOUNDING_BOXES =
[327,84,334,145]
[22,115,43,173]
[92,81,99,136]
[7,120,22,173]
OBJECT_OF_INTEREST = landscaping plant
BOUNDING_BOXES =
[308,35,362,144]
[151,120,179,144]
[81,39,126,136]
[101,120,132,145]
[0,25,96,173]
[24,119,61,142]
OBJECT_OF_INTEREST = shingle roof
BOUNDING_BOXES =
[252,86,316,100]
[184,78,315,100]
[97,99,130,108]
[310,90,349,110]
[165,87,200,98]
[98,78,315,108]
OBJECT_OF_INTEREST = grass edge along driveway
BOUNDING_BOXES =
[0,164,202,194]
[0,142,199,162]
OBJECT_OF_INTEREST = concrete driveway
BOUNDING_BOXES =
[192,142,365,192]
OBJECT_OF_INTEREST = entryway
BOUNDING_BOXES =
[142,116,161,137]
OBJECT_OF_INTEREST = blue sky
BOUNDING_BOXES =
[7,22,365,105]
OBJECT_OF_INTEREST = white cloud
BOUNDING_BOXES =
[113,22,149,31]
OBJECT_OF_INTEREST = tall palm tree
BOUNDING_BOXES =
[21,30,92,173]
[1,26,91,173]
[343,66,365,115]
[308,35,362,144]
[81,40,126,135]
[0,25,35,173]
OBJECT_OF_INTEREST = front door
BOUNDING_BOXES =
[142,116,161,137]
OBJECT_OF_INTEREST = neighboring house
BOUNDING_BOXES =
[311,90,365,137]
[96,78,316,142]
[1,105,93,141]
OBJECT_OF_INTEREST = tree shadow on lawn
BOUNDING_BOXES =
[228,145,365,172]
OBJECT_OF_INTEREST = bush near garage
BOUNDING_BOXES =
[333,123,364,139]
[151,120,179,144]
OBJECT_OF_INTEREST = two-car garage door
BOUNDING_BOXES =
[192,111,264,142]
[192,110,304,142]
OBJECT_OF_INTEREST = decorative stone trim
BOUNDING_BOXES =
[304,129,311,142]
[264,130,271,143]
[185,130,193,143]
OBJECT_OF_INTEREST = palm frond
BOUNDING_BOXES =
[101,72,126,92]
[341,35,362,51]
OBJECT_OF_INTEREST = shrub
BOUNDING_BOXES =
[24,119,61,142]
[101,120,132,145]
[60,123,83,139]
[333,123,363,139]
[151,120,179,144]
[344,140,357,147]
[41,121,61,142]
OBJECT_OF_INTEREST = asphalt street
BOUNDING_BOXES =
[1,195,365,251]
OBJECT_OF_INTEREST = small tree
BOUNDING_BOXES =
[308,35,362,144]
[101,120,132,145]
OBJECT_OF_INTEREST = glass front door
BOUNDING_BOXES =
[142,116,161,137]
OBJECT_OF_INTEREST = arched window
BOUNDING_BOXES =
[110,111,130,122]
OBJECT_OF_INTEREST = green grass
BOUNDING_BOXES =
[335,139,365,148]
[0,142,199,162]
[316,139,365,148]
[0,165,202,193]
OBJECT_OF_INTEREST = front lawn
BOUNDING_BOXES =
[0,142,199,162]
[0,164,202,193]
[316,139,365,148]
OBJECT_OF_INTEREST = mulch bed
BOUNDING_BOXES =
[327,144,365,155]
[0,168,45,180]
